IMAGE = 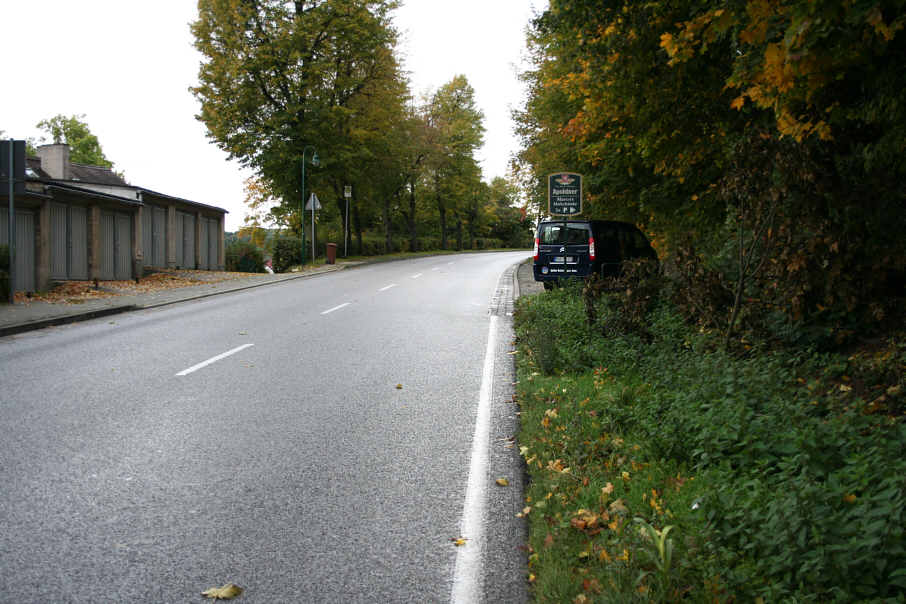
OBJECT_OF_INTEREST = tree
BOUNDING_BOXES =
[191,0,401,243]
[425,75,485,249]
[35,114,115,168]
[517,0,906,340]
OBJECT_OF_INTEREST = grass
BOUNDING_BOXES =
[513,283,906,602]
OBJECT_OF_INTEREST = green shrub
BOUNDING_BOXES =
[271,236,301,273]
[514,282,906,601]
[225,240,265,273]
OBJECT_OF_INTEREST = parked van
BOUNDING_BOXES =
[533,220,657,288]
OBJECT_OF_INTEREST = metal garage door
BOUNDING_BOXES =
[207,218,219,269]
[141,205,167,268]
[1,208,36,292]
[181,212,195,269]
[199,217,210,269]
[50,203,89,280]
[100,211,132,280]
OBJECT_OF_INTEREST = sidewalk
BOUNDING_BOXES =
[1,258,543,338]
[0,264,349,337]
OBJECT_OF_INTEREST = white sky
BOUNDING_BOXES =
[1,0,545,231]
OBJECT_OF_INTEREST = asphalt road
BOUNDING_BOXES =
[0,252,531,603]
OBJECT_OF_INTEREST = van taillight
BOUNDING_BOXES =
[589,237,596,261]
[533,237,540,260]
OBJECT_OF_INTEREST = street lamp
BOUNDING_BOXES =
[300,145,319,266]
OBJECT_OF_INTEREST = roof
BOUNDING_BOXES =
[25,157,50,180]
[69,162,128,186]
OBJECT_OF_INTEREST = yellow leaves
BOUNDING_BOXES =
[451,537,468,547]
[202,583,243,600]
[602,482,615,496]
[395,383,403,389]
[730,95,746,110]
[496,478,510,487]
[843,493,857,504]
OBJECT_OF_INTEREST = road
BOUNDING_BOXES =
[0,252,530,603]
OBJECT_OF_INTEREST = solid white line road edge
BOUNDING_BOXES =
[176,343,254,376]
[321,302,351,315]
[379,284,398,292]
[450,314,498,604]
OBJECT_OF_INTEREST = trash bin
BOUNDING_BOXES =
[326,242,337,265]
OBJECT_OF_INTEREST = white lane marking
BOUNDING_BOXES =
[447,262,454,265]
[450,315,498,604]
[379,284,398,292]
[431,267,440,271]
[411,273,423,279]
[321,302,351,315]
[176,343,254,377]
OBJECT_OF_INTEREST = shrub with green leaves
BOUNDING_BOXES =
[514,283,906,601]
[225,239,265,273]
[271,235,301,273]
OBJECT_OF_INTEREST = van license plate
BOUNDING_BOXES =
[552,256,565,263]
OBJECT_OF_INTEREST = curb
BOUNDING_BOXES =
[0,265,345,338]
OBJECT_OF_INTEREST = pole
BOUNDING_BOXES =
[7,140,15,304]
[300,154,306,267]
[345,195,349,258]
[311,200,316,262]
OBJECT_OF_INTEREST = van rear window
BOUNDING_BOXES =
[540,223,589,244]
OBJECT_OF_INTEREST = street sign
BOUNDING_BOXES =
[344,185,352,198]
[548,172,582,216]
[305,193,321,211]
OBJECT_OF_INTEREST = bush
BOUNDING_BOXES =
[514,283,906,601]
[225,240,265,273]
[271,236,301,273]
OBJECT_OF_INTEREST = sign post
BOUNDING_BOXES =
[548,172,583,216]
[305,193,321,262]
[344,185,351,258]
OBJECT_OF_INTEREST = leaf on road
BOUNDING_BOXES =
[201,583,243,600]
[496,478,509,486]
[238,331,248,336]
[451,537,468,546]
[395,383,403,390]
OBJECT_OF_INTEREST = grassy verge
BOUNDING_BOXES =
[514,283,905,602]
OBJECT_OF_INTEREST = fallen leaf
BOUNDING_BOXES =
[843,493,857,504]
[395,383,403,390]
[544,533,554,547]
[496,478,509,487]
[451,537,468,546]
[238,331,247,336]
[202,583,243,600]
[602,482,615,495]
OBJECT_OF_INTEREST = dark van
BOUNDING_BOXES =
[533,220,657,288]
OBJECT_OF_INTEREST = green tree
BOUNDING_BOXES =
[191,0,401,246]
[425,75,485,249]
[36,114,115,168]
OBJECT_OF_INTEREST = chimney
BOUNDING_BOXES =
[36,143,71,180]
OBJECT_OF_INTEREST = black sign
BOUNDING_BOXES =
[1,140,26,194]
[548,172,582,215]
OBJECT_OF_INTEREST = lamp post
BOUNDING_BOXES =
[300,145,319,266]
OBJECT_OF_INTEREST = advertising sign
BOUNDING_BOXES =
[548,172,582,216]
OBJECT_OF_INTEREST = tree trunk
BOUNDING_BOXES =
[408,180,418,252]
[353,204,363,256]
[456,218,463,250]
[382,195,392,254]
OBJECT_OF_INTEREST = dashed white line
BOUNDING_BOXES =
[431,267,440,271]
[321,302,351,315]
[176,343,254,376]
[379,284,398,292]
[411,273,423,279]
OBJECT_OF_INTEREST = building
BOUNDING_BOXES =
[1,143,227,293]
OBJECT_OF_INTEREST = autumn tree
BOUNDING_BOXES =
[517,0,906,340]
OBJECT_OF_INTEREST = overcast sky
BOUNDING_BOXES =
[1,1,545,231]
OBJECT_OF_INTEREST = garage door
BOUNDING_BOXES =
[50,203,89,280]
[99,211,132,280]
[0,208,36,292]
